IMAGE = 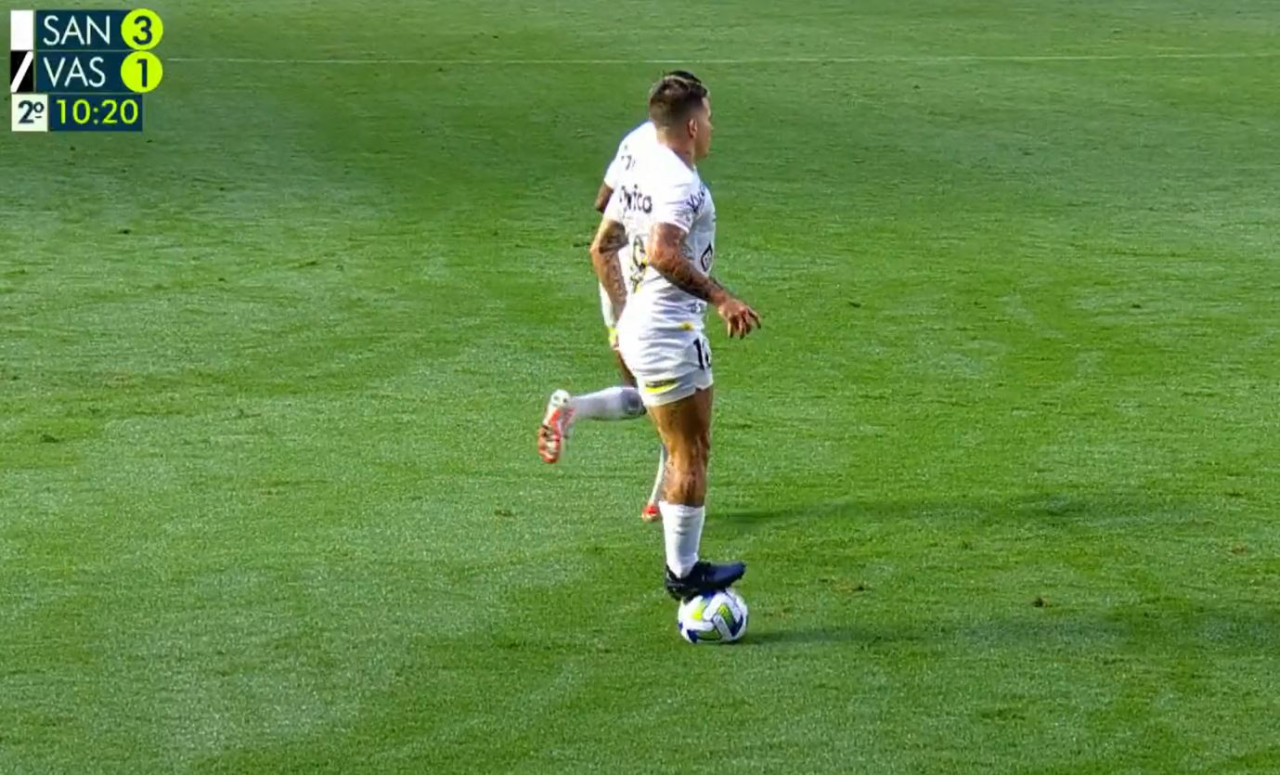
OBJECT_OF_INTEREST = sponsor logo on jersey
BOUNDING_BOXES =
[699,244,714,272]
[618,184,653,214]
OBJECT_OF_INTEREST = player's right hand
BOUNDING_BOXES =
[716,297,762,339]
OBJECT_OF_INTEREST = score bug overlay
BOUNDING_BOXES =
[10,8,162,133]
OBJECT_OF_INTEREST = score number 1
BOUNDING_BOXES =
[122,51,164,93]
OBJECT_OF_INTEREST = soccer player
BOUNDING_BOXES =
[536,71,703,523]
[588,74,761,599]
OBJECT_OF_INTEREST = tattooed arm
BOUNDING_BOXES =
[589,218,629,314]
[646,223,761,338]
[645,223,728,304]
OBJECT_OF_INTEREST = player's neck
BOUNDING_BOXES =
[660,140,696,169]
[655,130,697,169]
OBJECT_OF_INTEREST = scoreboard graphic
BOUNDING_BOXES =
[10,8,163,132]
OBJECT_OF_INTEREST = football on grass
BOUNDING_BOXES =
[677,588,748,644]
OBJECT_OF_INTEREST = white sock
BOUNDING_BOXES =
[660,501,704,577]
[646,445,668,507]
[569,387,644,421]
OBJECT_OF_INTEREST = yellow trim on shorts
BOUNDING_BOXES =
[642,380,679,394]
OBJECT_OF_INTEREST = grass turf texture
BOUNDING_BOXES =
[3,0,1279,771]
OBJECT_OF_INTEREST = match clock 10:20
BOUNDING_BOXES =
[48,94,144,132]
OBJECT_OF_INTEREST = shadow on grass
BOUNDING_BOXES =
[717,490,1195,533]
[737,626,869,646]
[719,498,859,528]
[738,603,1280,654]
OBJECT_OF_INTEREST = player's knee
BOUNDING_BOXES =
[664,466,704,502]
[666,443,702,473]
[681,433,709,468]
[696,431,710,460]
[665,448,707,491]
[622,388,646,418]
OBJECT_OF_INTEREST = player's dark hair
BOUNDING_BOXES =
[648,75,709,129]
[663,69,702,86]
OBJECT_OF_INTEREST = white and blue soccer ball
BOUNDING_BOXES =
[677,588,748,644]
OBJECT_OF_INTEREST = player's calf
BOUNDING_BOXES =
[660,446,707,506]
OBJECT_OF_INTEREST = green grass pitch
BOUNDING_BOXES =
[3,0,1279,771]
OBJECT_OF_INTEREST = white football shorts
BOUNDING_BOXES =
[616,324,713,407]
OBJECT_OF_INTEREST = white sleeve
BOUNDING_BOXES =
[650,178,700,233]
[603,152,626,190]
[603,188,624,223]
[603,135,632,189]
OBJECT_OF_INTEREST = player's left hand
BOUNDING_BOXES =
[716,297,761,339]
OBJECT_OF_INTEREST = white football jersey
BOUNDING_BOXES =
[606,142,716,332]
[603,121,658,191]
